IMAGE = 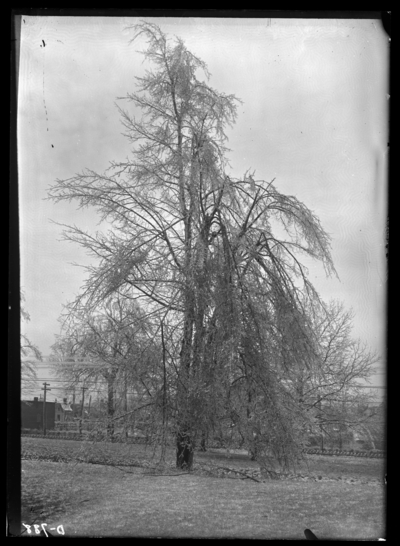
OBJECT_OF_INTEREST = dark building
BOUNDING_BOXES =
[21,397,55,430]
[21,397,73,430]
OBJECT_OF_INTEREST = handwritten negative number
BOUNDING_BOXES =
[22,523,65,536]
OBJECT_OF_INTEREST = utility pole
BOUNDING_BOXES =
[41,382,51,436]
[72,388,76,418]
[80,386,87,418]
[79,386,87,435]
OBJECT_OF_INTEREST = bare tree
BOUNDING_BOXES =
[51,293,161,440]
[281,300,380,449]
[21,291,41,398]
[48,22,337,472]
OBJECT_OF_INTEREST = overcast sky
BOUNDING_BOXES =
[18,16,388,398]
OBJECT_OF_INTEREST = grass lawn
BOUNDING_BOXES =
[20,437,386,539]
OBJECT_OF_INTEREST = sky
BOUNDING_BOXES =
[17,16,388,400]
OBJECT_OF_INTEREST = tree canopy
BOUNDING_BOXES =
[48,22,378,473]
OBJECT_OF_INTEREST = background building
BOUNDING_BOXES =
[21,397,73,430]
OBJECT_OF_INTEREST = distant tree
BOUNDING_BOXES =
[21,292,41,397]
[356,399,386,450]
[51,293,161,439]
[48,22,337,474]
[283,300,380,449]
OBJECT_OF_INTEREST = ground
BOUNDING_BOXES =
[18,437,386,539]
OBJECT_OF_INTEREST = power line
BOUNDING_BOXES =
[361,383,386,386]
[21,378,145,387]
[22,376,386,388]
[21,384,149,396]
[22,378,114,384]
[24,360,388,373]
[22,362,116,368]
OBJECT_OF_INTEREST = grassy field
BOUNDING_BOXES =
[20,437,386,539]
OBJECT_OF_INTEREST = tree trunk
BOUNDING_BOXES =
[176,431,194,470]
[250,430,258,461]
[176,289,195,469]
[124,369,128,440]
[200,430,207,452]
[107,377,115,441]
